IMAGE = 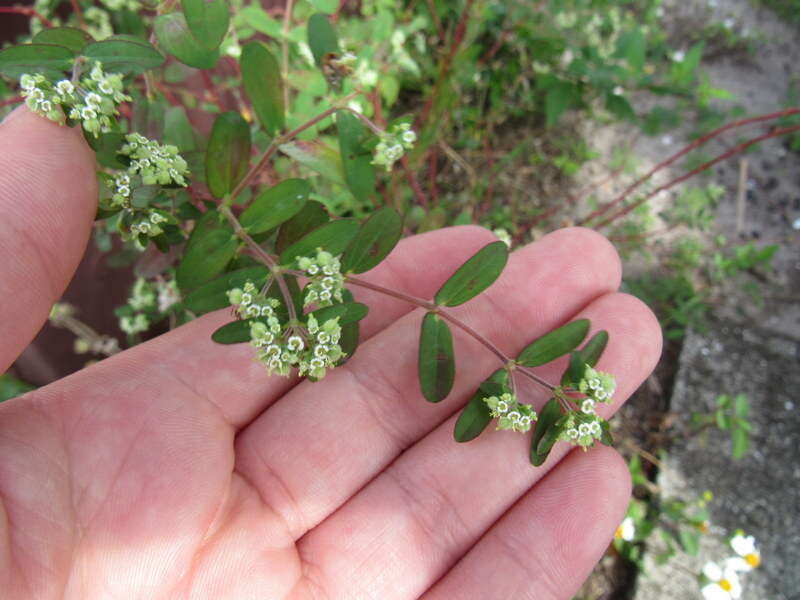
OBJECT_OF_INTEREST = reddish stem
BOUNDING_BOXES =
[416,0,476,128]
[594,124,800,229]
[0,96,22,109]
[69,0,86,30]
[0,6,54,27]
[200,71,225,112]
[401,154,429,209]
[578,107,800,227]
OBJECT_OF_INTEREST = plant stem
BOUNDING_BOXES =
[69,0,86,30]
[220,206,298,323]
[0,6,54,27]
[578,107,800,227]
[343,275,557,392]
[593,123,800,229]
[228,90,361,203]
[281,0,294,112]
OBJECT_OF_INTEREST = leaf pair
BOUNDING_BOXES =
[0,32,164,78]
[419,241,509,403]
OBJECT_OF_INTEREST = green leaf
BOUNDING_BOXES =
[530,398,564,466]
[418,312,455,403]
[235,6,282,37]
[308,0,338,13]
[154,12,219,69]
[335,288,360,365]
[731,427,750,460]
[181,0,230,51]
[33,27,93,54]
[454,369,509,442]
[307,13,339,67]
[86,131,127,169]
[616,28,646,71]
[81,36,164,74]
[206,112,251,199]
[341,206,402,274]
[678,529,700,556]
[163,105,196,152]
[240,41,285,135]
[562,330,609,386]
[0,373,34,402]
[544,80,579,126]
[0,44,74,79]
[434,241,508,307]
[279,218,359,265]
[516,319,590,367]
[240,179,310,235]
[606,93,636,121]
[599,420,614,446]
[211,320,251,344]
[309,302,369,325]
[176,210,239,290]
[733,394,749,418]
[275,200,329,253]
[183,266,270,314]
[279,140,345,184]
[337,110,376,204]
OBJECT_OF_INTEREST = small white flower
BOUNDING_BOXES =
[726,534,761,571]
[672,50,686,62]
[615,517,635,541]
[701,562,742,600]
[581,399,596,414]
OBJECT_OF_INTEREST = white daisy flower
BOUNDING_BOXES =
[701,562,742,600]
[615,517,635,541]
[726,534,761,572]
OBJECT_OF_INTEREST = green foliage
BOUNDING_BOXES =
[691,394,752,460]
[0,373,35,402]
[418,312,455,403]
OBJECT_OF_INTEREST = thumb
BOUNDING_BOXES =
[0,107,97,373]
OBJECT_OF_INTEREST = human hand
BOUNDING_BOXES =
[0,108,661,599]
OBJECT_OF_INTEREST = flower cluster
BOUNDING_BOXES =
[297,249,345,307]
[558,410,604,447]
[554,364,617,448]
[116,277,181,336]
[19,63,130,136]
[577,364,617,409]
[372,122,417,171]
[227,281,345,379]
[120,133,190,187]
[484,392,537,433]
[128,210,170,239]
[701,534,761,600]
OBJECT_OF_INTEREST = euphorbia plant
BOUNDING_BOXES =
[0,2,621,466]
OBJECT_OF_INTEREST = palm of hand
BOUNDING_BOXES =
[0,109,661,599]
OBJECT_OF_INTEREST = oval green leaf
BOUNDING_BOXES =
[530,398,564,466]
[279,140,345,184]
[183,266,270,314]
[154,12,219,69]
[176,210,239,290]
[337,110,376,204]
[279,218,359,265]
[309,302,368,326]
[211,320,250,344]
[240,179,310,235]
[341,206,402,274]
[307,13,339,67]
[418,312,455,403]
[182,0,230,51]
[454,369,509,442]
[561,330,610,386]
[275,200,329,253]
[206,111,251,199]
[33,27,94,54]
[81,37,164,74]
[516,319,590,367]
[0,44,74,79]
[434,241,508,307]
[241,41,285,135]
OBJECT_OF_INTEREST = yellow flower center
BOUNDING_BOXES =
[719,579,732,592]
[745,552,761,567]
[615,525,623,539]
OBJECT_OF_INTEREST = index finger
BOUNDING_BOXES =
[0,108,97,372]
